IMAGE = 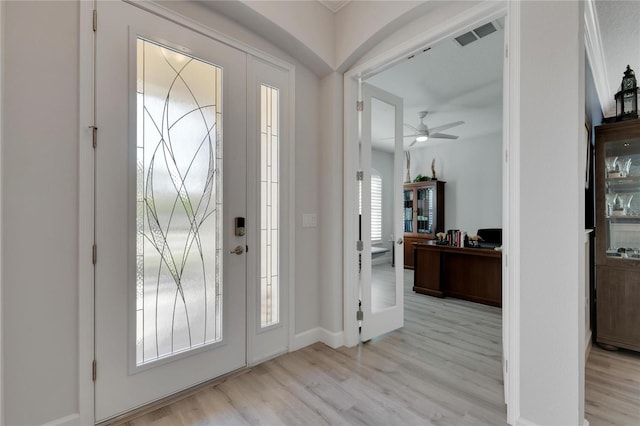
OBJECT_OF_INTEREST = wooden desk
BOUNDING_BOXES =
[413,242,502,307]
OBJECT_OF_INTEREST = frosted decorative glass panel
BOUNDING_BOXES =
[260,85,280,328]
[136,38,223,365]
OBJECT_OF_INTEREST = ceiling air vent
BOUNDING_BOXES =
[455,32,477,47]
[474,22,497,38]
[454,22,498,47]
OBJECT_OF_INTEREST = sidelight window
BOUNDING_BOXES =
[260,84,280,328]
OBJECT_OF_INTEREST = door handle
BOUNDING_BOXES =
[396,238,403,245]
[229,245,245,255]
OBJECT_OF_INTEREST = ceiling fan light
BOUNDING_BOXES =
[416,135,428,142]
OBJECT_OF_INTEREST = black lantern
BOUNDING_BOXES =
[615,65,638,121]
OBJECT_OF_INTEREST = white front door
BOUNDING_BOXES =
[95,1,247,420]
[360,83,405,341]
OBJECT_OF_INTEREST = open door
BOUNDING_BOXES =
[360,83,404,341]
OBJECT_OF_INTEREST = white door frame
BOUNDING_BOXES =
[78,1,296,423]
[342,1,520,423]
[0,2,4,425]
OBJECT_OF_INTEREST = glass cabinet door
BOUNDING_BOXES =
[404,189,413,232]
[604,137,640,260]
[416,187,434,234]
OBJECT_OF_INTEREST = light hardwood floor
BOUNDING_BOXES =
[115,264,640,425]
[586,345,640,425]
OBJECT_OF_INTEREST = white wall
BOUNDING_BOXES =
[352,1,485,70]
[319,72,344,334]
[195,0,335,76]
[3,2,79,424]
[411,132,502,235]
[0,1,4,423]
[243,0,335,69]
[293,67,321,334]
[517,1,585,424]
[335,0,431,71]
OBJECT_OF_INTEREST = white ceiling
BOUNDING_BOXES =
[363,0,640,153]
[365,18,504,152]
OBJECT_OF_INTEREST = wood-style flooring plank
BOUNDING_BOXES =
[585,345,640,426]
[116,264,640,426]
[119,266,507,425]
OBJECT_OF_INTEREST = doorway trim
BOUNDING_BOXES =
[0,1,4,424]
[342,0,518,422]
[78,1,296,423]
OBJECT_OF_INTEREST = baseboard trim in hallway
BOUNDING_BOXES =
[293,327,344,350]
[41,413,80,426]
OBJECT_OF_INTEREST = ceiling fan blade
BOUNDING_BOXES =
[378,133,420,141]
[403,123,420,133]
[408,139,418,148]
[428,120,464,134]
[430,133,459,140]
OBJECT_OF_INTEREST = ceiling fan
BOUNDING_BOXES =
[404,111,464,147]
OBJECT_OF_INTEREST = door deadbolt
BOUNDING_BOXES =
[234,217,245,236]
[229,245,244,255]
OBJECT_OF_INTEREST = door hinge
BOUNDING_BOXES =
[505,359,508,373]
[356,240,363,251]
[505,149,508,163]
[356,170,364,181]
[89,126,97,148]
[356,101,364,112]
[357,299,363,321]
[92,360,97,381]
[505,44,508,59]
[93,9,97,32]
[92,244,97,265]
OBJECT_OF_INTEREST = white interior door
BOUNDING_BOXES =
[360,83,404,341]
[95,1,247,420]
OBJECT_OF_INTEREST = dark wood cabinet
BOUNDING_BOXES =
[596,266,640,350]
[595,120,640,352]
[403,180,445,269]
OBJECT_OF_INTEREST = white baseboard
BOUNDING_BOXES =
[515,417,540,426]
[516,416,589,426]
[319,328,345,348]
[293,327,344,351]
[292,327,322,350]
[41,414,80,426]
